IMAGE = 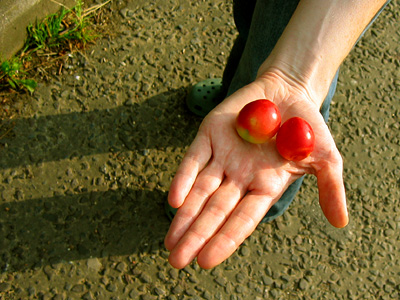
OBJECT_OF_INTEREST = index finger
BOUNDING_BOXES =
[168,132,212,208]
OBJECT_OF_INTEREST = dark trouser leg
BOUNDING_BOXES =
[221,0,257,95]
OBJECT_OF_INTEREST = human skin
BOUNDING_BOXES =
[165,0,389,269]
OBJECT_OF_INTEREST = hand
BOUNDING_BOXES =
[164,71,348,269]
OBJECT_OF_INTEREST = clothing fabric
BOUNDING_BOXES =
[221,0,390,222]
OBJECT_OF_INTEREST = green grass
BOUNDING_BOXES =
[0,0,109,94]
[0,58,37,94]
[24,0,97,53]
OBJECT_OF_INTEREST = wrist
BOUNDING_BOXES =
[255,0,388,108]
[257,51,336,109]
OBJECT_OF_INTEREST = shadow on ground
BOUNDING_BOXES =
[0,87,200,169]
[0,187,170,273]
[0,87,202,273]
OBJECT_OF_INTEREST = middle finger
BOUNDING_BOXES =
[167,179,244,269]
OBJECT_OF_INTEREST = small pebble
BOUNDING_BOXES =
[239,246,250,257]
[87,258,102,272]
[106,283,117,292]
[214,276,227,287]
[0,282,11,292]
[71,284,85,293]
[299,278,309,290]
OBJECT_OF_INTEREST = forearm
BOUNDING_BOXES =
[257,0,388,106]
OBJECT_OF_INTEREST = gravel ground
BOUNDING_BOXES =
[0,0,399,299]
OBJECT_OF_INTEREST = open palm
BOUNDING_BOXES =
[165,73,348,269]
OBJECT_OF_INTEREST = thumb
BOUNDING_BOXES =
[315,157,349,228]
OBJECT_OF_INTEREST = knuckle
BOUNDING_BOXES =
[207,204,228,222]
[235,210,256,232]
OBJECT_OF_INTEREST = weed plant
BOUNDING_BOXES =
[0,58,37,93]
[24,0,97,53]
[0,0,108,95]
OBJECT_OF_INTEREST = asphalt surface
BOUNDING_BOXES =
[0,0,399,299]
